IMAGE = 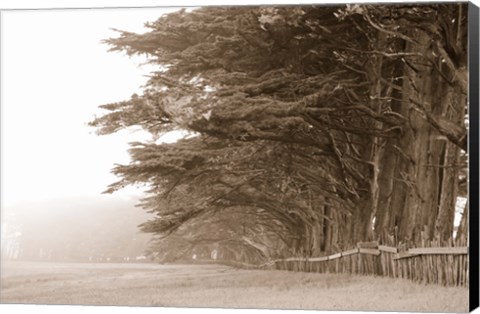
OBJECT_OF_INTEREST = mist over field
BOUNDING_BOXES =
[1,197,153,263]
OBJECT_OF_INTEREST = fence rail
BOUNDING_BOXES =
[219,241,469,287]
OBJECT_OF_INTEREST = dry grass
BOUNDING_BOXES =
[0,261,468,312]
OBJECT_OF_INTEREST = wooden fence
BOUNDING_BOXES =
[217,240,469,287]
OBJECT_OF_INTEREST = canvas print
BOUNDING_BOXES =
[0,2,477,313]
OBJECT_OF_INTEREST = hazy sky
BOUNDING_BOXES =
[1,8,183,208]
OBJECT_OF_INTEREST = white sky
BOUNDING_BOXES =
[1,8,183,208]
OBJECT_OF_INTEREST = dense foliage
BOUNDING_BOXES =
[90,4,468,263]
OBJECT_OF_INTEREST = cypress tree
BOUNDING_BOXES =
[91,4,468,261]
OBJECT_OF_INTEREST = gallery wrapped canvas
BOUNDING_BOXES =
[1,1,478,313]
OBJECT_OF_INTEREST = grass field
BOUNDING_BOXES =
[0,261,468,312]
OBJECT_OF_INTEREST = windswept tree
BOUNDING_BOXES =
[91,3,468,262]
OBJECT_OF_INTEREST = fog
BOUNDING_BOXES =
[1,8,181,262]
[1,196,154,262]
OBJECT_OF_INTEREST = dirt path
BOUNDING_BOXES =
[0,261,468,312]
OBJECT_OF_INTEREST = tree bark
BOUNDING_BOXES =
[322,203,332,252]
[434,140,459,242]
[455,200,468,244]
[374,142,397,239]
[434,79,464,242]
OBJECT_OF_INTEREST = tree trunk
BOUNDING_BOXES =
[322,203,332,252]
[456,200,468,243]
[310,220,322,256]
[353,31,386,243]
[392,30,449,244]
[434,140,459,242]
[374,142,398,240]
[373,53,406,242]
[434,80,464,242]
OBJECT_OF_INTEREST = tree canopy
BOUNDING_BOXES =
[90,3,468,263]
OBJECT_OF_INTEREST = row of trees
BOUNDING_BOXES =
[90,4,468,263]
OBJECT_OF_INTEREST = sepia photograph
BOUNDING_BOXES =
[1,1,478,313]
